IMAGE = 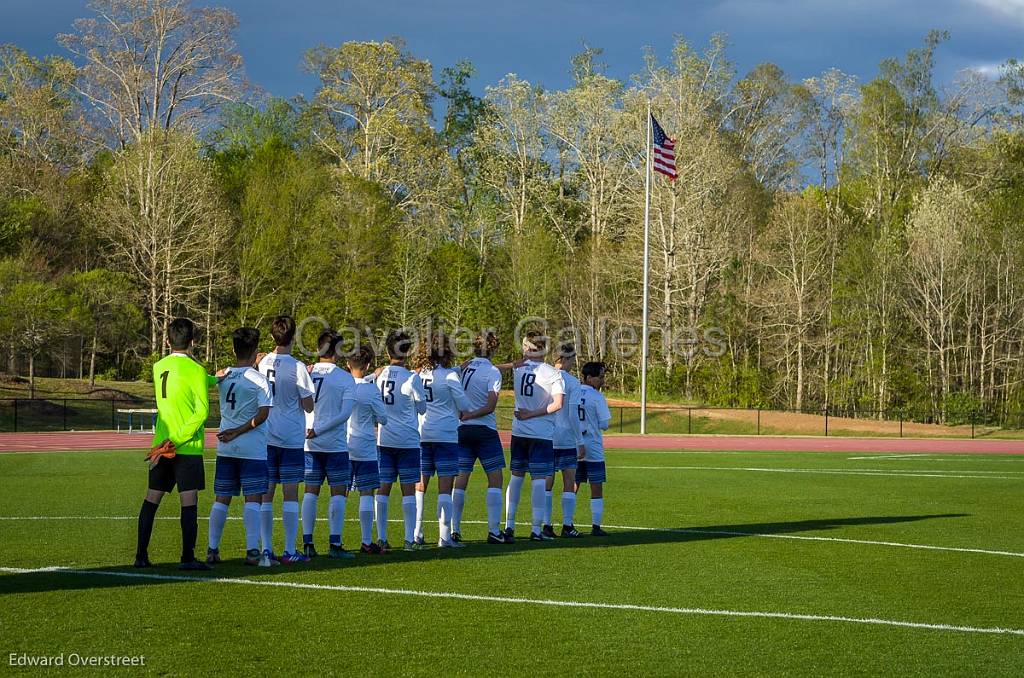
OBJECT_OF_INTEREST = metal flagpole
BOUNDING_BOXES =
[640,101,652,435]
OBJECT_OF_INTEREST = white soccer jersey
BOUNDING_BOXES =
[217,367,273,460]
[418,366,471,443]
[552,370,584,450]
[258,352,315,449]
[376,364,426,449]
[511,360,565,440]
[579,384,612,462]
[458,357,502,430]
[304,363,355,453]
[348,378,388,461]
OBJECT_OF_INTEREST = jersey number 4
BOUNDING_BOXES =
[520,373,536,397]
[225,383,237,410]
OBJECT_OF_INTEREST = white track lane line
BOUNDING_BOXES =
[609,465,1023,480]
[1,565,1021,637]
[1,516,1021,559]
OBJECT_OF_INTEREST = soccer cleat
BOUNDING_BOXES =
[530,531,553,542]
[133,556,153,568]
[561,524,583,538]
[591,525,609,537]
[413,535,426,546]
[303,543,318,559]
[502,527,515,544]
[206,547,221,564]
[244,549,261,566]
[328,544,355,559]
[360,542,383,555]
[259,549,280,567]
[378,540,392,554]
[403,540,423,552]
[487,531,507,544]
[179,559,212,571]
[438,538,466,549]
[542,524,557,539]
[451,531,463,543]
[280,551,309,564]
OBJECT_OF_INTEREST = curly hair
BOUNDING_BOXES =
[473,330,499,358]
[413,331,455,371]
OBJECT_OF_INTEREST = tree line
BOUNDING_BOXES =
[3,0,1024,423]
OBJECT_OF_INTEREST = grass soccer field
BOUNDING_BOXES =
[2,446,1023,675]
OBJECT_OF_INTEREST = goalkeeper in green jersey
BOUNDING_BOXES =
[135,318,217,570]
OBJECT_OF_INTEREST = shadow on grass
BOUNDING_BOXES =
[0,513,968,596]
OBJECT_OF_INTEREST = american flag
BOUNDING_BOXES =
[651,114,677,181]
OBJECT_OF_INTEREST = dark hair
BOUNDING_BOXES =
[385,330,413,360]
[555,343,576,362]
[167,318,195,351]
[346,343,375,370]
[581,361,606,380]
[473,330,499,358]
[270,315,296,347]
[413,331,455,371]
[232,327,260,360]
[317,329,341,359]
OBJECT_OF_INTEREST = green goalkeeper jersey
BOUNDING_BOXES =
[151,353,215,456]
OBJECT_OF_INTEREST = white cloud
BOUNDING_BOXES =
[967,62,1005,78]
[968,0,1024,23]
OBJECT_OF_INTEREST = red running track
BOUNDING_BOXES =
[0,430,1021,454]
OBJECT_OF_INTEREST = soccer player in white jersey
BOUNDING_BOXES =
[207,328,273,566]
[346,345,388,555]
[545,344,585,539]
[576,361,612,536]
[412,331,471,548]
[453,331,508,544]
[375,330,427,552]
[257,315,315,564]
[301,330,356,559]
[507,330,564,542]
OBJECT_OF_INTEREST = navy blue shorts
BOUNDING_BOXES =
[350,459,381,491]
[304,451,351,487]
[267,445,304,485]
[377,446,420,485]
[553,448,578,472]
[576,460,606,484]
[457,426,506,474]
[420,441,460,478]
[214,456,268,497]
[509,436,554,478]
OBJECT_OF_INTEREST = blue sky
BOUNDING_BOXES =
[3,0,1022,101]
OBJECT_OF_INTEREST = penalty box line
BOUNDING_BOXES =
[0,516,1022,559]
[1,565,1022,638]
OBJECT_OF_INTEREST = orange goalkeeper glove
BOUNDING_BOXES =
[145,439,177,469]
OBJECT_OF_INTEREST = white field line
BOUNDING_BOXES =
[608,465,1023,480]
[0,565,1021,638]
[1,515,1022,559]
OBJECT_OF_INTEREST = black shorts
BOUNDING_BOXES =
[148,454,206,493]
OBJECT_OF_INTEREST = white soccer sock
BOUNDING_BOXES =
[375,495,389,542]
[402,495,417,544]
[530,479,546,533]
[452,488,466,533]
[283,500,300,554]
[544,490,553,526]
[591,498,604,527]
[505,474,524,530]
[243,502,261,551]
[437,493,453,543]
[486,487,503,535]
[562,491,577,527]
[260,502,274,552]
[328,495,346,546]
[301,492,318,544]
[359,495,375,545]
[208,501,229,550]
[414,489,425,540]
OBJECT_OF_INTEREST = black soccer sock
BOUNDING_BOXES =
[180,504,198,563]
[136,500,159,560]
